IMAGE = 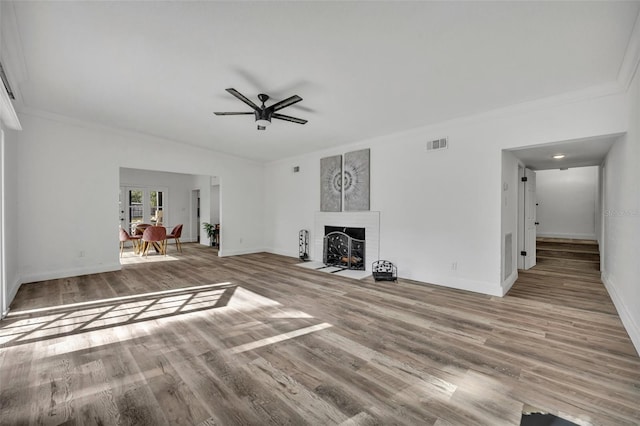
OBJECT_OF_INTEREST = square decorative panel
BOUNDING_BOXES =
[344,149,370,211]
[320,155,342,212]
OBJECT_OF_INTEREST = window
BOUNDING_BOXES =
[120,187,167,233]
[150,190,164,225]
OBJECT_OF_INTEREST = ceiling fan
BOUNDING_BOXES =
[214,88,308,130]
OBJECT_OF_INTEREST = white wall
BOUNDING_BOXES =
[265,90,627,296]
[1,124,20,315]
[8,112,265,287]
[120,168,205,242]
[0,0,22,315]
[501,150,520,293]
[264,159,319,259]
[536,166,598,240]
[601,67,640,355]
[210,184,220,225]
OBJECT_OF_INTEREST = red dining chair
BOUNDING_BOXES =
[141,226,167,257]
[167,224,183,253]
[133,223,152,236]
[119,227,142,257]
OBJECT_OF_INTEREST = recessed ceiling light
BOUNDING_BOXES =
[553,154,565,159]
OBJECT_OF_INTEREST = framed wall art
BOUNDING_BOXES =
[344,148,370,211]
[320,154,342,212]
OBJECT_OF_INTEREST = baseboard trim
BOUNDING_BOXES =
[411,274,503,297]
[265,247,302,259]
[21,263,122,285]
[500,271,519,296]
[601,271,640,356]
[218,247,265,257]
[2,277,21,318]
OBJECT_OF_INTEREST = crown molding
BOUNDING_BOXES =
[0,2,28,106]
[0,85,21,130]
[16,106,263,165]
[618,9,640,91]
[390,81,624,139]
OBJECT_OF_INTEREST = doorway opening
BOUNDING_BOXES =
[118,168,220,259]
[503,134,619,290]
[192,189,200,243]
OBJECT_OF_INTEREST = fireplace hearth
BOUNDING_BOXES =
[323,226,365,270]
[313,212,380,275]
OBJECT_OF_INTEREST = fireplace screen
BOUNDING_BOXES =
[323,228,365,271]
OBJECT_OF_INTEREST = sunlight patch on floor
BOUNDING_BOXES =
[119,251,180,264]
[0,283,236,347]
[270,309,314,319]
[227,322,332,354]
[226,287,282,310]
[0,283,299,356]
[6,282,233,316]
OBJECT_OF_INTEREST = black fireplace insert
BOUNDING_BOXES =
[323,226,365,270]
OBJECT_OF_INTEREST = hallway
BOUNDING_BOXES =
[509,238,609,313]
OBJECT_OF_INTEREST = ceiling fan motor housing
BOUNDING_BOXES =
[255,108,271,124]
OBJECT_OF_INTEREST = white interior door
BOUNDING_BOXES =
[120,187,146,233]
[523,168,537,269]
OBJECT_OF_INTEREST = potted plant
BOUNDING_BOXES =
[202,222,216,247]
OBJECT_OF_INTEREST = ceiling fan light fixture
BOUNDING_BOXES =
[255,108,271,128]
[214,88,306,130]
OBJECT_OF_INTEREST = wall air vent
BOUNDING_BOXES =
[0,61,15,100]
[426,137,448,151]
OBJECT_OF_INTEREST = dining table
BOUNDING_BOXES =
[132,224,166,255]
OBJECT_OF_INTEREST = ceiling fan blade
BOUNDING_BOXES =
[272,113,307,125]
[269,95,302,112]
[226,88,259,110]
[213,112,254,115]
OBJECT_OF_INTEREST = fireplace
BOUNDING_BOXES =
[314,211,380,273]
[323,226,366,270]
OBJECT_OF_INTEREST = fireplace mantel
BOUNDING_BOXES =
[314,211,380,272]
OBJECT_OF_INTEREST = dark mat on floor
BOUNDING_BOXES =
[520,412,579,426]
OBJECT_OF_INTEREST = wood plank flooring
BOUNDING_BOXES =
[1,243,639,425]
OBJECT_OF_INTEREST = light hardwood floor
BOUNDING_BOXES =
[1,243,638,425]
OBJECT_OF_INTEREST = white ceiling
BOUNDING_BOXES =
[2,1,639,162]
[508,134,621,170]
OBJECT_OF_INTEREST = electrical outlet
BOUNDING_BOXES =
[451,262,457,271]
[79,250,85,258]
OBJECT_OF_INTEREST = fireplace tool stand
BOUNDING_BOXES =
[299,229,309,261]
